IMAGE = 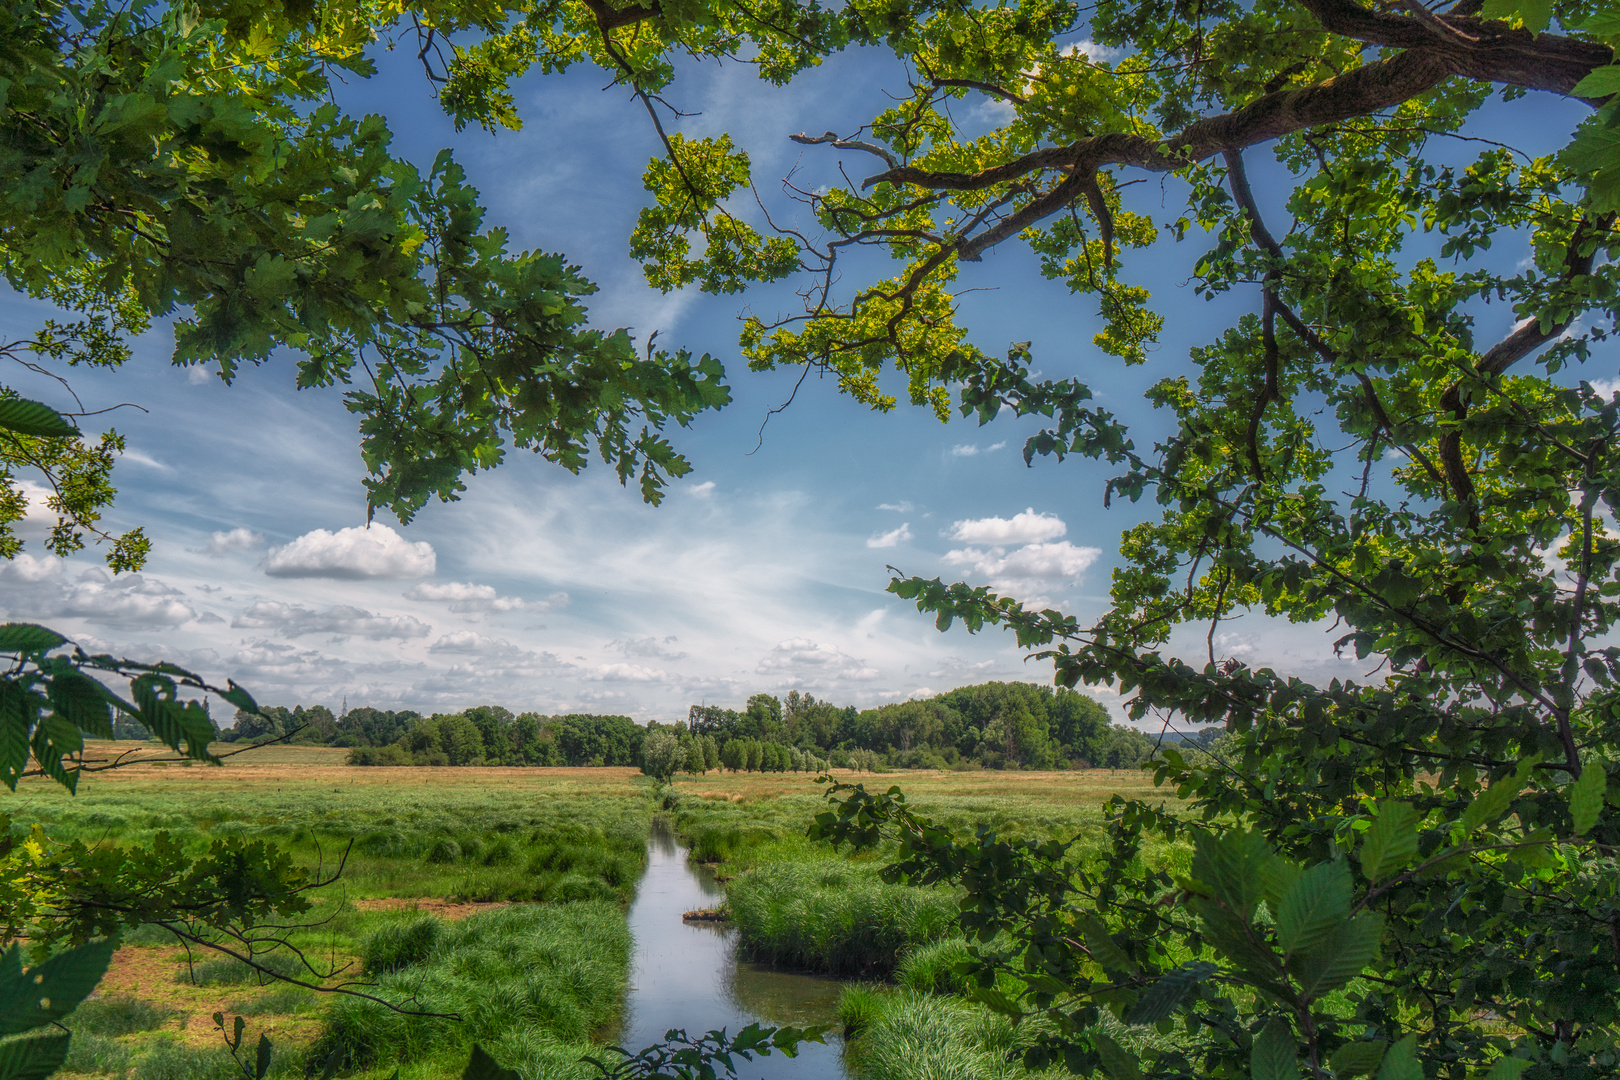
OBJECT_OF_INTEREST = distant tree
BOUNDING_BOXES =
[463,706,516,764]
[289,705,337,744]
[719,739,745,773]
[682,738,706,775]
[701,735,720,772]
[640,730,682,781]
[743,740,763,773]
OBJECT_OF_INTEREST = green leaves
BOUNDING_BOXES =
[1124,962,1217,1024]
[1480,0,1551,33]
[0,939,115,1035]
[1570,759,1606,836]
[1482,1057,1534,1080]
[1093,1032,1145,1080]
[462,1046,520,1080]
[1358,801,1419,883]
[1376,1035,1422,1080]
[0,625,66,655]
[0,398,77,438]
[0,1032,71,1080]
[1251,1019,1298,1080]
[1274,861,1350,955]
[1330,1041,1388,1078]
[1461,757,1538,833]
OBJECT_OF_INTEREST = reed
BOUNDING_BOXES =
[726,862,957,978]
[314,902,629,1073]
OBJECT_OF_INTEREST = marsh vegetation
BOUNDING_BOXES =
[9,750,1161,1080]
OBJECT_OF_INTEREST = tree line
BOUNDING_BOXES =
[214,681,1165,772]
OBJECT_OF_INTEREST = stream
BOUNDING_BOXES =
[618,822,853,1078]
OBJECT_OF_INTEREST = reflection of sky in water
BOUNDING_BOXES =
[621,824,850,1078]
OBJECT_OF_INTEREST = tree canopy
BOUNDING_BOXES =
[5,0,1620,1074]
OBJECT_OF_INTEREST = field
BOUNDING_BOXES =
[6,744,1167,1080]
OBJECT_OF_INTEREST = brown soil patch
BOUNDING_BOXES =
[96,945,343,1048]
[353,897,512,920]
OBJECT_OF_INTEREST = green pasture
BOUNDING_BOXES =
[5,763,1175,1080]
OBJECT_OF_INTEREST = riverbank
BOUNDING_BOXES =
[9,761,1164,1078]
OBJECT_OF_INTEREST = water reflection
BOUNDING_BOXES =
[621,821,851,1078]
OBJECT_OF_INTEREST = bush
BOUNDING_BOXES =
[361,916,443,974]
[727,862,957,977]
[68,996,172,1036]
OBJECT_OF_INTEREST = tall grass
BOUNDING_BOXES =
[726,862,957,977]
[315,903,629,1073]
[842,990,1083,1080]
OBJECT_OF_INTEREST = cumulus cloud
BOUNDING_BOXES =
[610,636,688,661]
[942,540,1101,581]
[3,569,199,628]
[198,527,265,555]
[232,601,431,640]
[946,508,1067,545]
[867,523,913,549]
[1588,376,1620,398]
[427,631,567,669]
[586,663,673,683]
[757,638,879,684]
[949,442,1006,457]
[404,581,564,613]
[688,481,717,498]
[0,553,61,583]
[264,524,435,579]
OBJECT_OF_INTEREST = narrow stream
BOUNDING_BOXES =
[620,822,853,1078]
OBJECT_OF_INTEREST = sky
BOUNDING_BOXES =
[0,32,1606,725]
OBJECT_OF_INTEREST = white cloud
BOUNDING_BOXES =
[687,481,717,498]
[404,581,562,613]
[757,638,879,683]
[1061,39,1125,61]
[611,636,688,661]
[586,662,674,683]
[949,442,1006,458]
[0,553,61,583]
[867,523,913,549]
[232,601,431,640]
[427,631,564,666]
[942,540,1101,581]
[120,449,174,473]
[877,501,914,512]
[264,524,436,579]
[45,570,196,627]
[946,508,1067,545]
[199,527,265,556]
[1587,377,1620,398]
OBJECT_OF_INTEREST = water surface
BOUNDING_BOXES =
[620,823,852,1078]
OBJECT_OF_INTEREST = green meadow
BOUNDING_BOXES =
[7,747,1165,1080]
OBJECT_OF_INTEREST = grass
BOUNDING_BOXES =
[314,903,630,1075]
[8,748,1168,1079]
[726,862,958,978]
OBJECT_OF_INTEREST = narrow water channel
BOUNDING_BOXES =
[620,822,853,1079]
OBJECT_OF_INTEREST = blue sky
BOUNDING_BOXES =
[0,35,1606,724]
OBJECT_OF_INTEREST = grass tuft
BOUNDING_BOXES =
[361,916,442,974]
[67,997,173,1037]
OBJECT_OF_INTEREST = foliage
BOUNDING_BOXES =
[0,0,735,568]
[0,938,114,1080]
[583,1023,827,1080]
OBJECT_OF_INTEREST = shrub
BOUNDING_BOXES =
[361,916,443,974]
[68,996,172,1036]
